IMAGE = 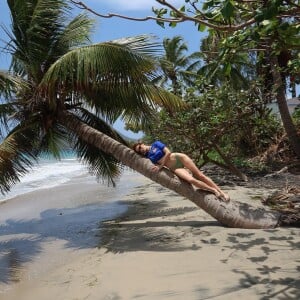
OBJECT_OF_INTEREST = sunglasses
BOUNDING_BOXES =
[136,144,143,153]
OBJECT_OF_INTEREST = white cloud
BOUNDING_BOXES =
[86,0,184,12]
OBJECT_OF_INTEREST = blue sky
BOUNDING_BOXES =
[75,0,205,51]
[0,0,204,69]
[0,0,205,139]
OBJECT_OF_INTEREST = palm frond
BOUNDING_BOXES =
[68,108,128,186]
[40,35,183,119]
[42,35,160,91]
[0,123,41,194]
[54,14,94,49]
[108,35,162,57]
[0,71,29,138]
[77,79,182,124]
[163,36,188,63]
[0,102,16,138]
[6,0,74,78]
[76,107,128,144]
[75,140,122,187]
[0,71,22,97]
[230,68,250,89]
[38,123,71,159]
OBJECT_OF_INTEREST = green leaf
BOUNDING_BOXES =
[197,23,207,32]
[203,0,216,10]
[152,7,168,19]
[223,63,232,76]
[156,20,165,28]
[261,20,271,26]
[220,0,235,20]
[278,22,289,31]
[254,10,264,23]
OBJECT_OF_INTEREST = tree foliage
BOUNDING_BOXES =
[153,35,201,95]
[144,82,282,177]
[71,0,300,157]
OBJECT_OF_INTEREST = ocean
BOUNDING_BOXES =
[0,155,86,202]
[0,153,143,203]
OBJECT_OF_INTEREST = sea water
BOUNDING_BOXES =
[0,153,86,202]
[0,152,142,203]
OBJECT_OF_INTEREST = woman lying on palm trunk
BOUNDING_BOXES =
[133,140,230,202]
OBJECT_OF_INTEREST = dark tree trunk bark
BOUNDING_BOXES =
[270,54,300,158]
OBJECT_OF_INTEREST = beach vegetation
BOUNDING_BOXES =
[73,0,300,157]
[143,83,282,180]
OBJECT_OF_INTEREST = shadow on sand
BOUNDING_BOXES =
[0,184,299,300]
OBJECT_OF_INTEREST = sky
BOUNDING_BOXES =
[0,0,205,139]
[0,0,205,70]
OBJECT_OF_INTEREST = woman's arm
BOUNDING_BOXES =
[159,147,171,168]
[152,147,171,171]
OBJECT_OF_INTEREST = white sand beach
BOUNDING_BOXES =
[0,173,299,300]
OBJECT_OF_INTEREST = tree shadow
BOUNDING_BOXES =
[99,218,221,253]
[0,195,221,284]
[0,199,128,284]
[99,208,300,299]
[1,181,298,297]
[0,238,42,284]
[99,189,223,253]
[232,266,300,299]
[217,231,300,299]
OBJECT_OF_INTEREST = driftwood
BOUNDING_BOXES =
[264,166,289,178]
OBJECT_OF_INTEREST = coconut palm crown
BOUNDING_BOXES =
[154,36,201,96]
[0,0,182,194]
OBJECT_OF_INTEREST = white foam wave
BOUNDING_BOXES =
[0,158,87,201]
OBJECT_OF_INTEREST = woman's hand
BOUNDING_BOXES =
[151,147,171,172]
[151,165,161,172]
[158,148,171,168]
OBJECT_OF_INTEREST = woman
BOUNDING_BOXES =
[133,141,230,202]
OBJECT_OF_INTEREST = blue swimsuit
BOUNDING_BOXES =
[147,141,166,164]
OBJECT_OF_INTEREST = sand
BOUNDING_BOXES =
[0,173,299,300]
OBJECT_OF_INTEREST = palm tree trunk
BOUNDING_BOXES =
[270,55,300,158]
[59,111,284,229]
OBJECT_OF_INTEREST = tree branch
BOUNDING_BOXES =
[285,0,300,9]
[69,0,258,32]
[70,1,186,23]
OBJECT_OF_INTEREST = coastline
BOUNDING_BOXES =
[0,170,146,299]
[0,173,299,299]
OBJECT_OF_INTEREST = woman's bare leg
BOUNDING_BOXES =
[174,168,221,197]
[179,154,230,201]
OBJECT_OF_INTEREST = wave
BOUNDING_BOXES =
[0,157,88,201]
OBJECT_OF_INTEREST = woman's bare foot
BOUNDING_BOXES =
[213,190,221,198]
[210,190,230,202]
[219,193,230,202]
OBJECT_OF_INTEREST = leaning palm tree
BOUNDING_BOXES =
[0,0,295,229]
[0,0,182,191]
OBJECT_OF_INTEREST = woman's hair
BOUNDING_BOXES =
[132,142,142,153]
